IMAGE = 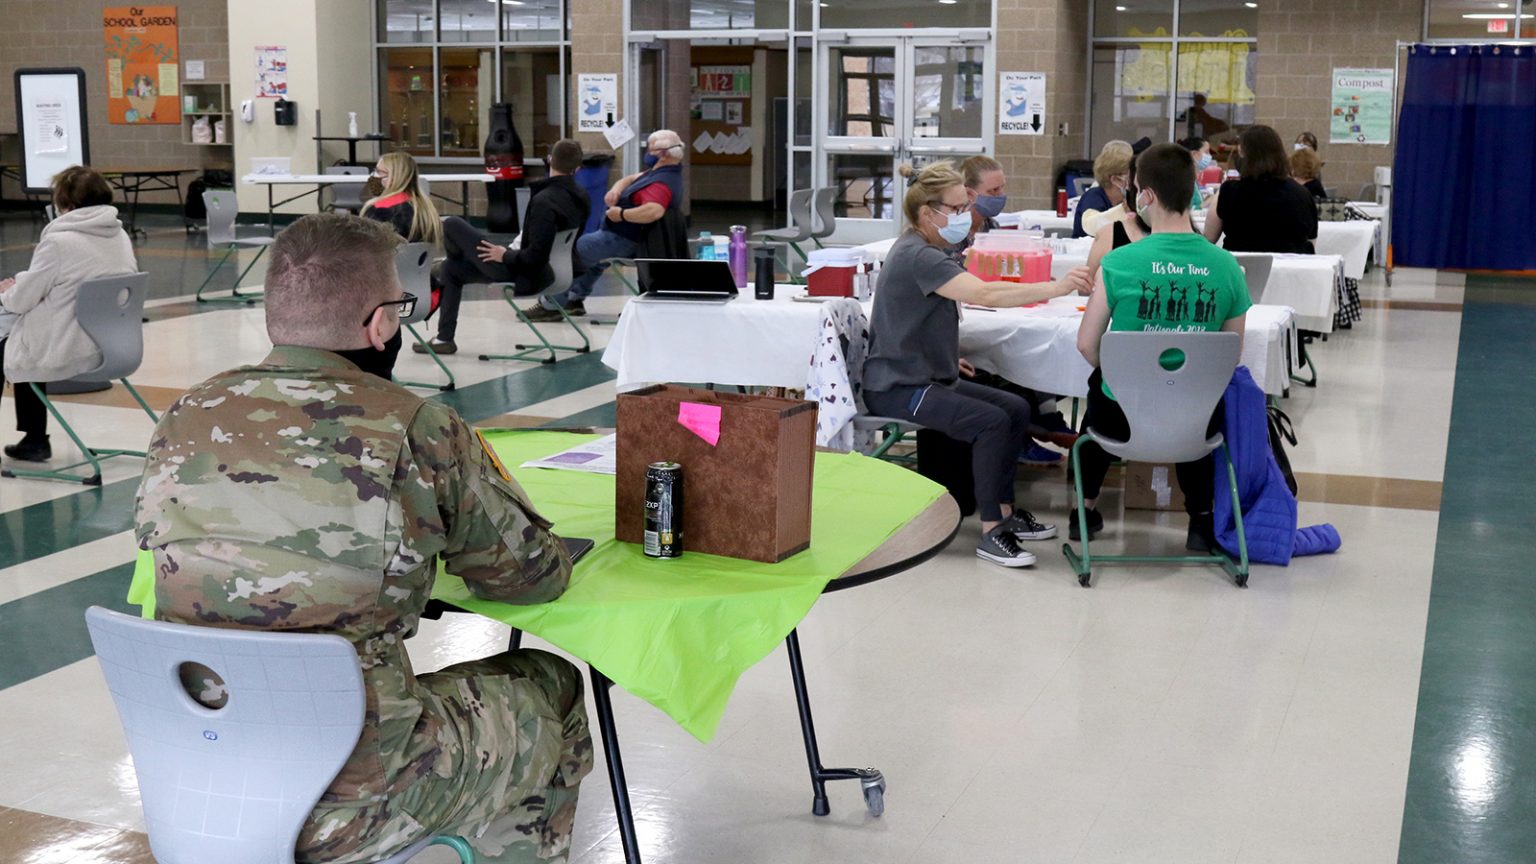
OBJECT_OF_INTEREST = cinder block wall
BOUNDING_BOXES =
[0,0,232,205]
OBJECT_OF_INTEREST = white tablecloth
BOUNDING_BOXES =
[602,292,1296,397]
[1313,220,1378,280]
[1191,211,1377,281]
[1045,241,1343,335]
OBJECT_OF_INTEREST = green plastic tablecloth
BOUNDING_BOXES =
[130,429,945,741]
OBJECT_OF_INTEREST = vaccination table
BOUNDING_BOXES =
[602,292,1298,398]
[241,171,493,230]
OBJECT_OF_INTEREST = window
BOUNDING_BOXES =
[1089,0,1257,152]
[818,0,989,30]
[629,0,787,31]
[374,0,569,161]
[1426,0,1536,40]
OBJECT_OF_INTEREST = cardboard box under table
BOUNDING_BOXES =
[615,385,817,563]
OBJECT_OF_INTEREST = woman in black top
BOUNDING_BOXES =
[1203,125,1317,255]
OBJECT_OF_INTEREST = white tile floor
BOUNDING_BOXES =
[0,264,1461,863]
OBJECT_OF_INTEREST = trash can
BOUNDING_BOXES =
[576,153,616,235]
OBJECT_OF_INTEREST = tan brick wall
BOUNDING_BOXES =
[0,0,232,205]
[1256,2,1419,197]
[992,0,1089,209]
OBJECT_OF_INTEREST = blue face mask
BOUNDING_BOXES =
[642,152,659,168]
[1196,155,1213,170]
[932,209,972,244]
[973,194,1007,219]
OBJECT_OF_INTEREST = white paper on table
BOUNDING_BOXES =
[519,433,617,475]
[693,130,715,153]
[603,119,636,149]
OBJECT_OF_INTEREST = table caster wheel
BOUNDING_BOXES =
[1235,573,1249,589]
[1078,572,1092,588]
[860,774,886,817]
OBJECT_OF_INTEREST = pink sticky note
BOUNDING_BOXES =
[677,401,722,446]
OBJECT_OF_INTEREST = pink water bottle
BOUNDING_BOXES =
[728,225,748,290]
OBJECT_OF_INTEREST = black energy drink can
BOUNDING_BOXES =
[643,461,683,558]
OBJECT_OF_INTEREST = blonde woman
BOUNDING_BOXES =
[861,161,1092,568]
[1072,139,1133,237]
[361,152,442,247]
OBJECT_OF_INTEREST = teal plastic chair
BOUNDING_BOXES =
[479,228,584,364]
[1062,330,1250,588]
[1,273,160,486]
[393,242,455,391]
[85,606,475,864]
[196,190,272,305]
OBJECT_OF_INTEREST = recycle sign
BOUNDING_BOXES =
[999,72,1046,137]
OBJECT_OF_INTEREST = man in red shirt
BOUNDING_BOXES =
[525,129,685,321]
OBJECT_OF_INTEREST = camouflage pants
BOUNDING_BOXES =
[300,650,594,863]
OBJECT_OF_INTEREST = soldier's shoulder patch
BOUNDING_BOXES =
[476,429,513,483]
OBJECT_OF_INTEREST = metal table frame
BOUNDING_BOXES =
[498,502,963,864]
[101,168,193,239]
[250,176,485,233]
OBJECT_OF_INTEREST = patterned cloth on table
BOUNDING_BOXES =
[806,297,874,452]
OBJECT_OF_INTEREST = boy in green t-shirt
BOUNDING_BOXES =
[1071,142,1251,551]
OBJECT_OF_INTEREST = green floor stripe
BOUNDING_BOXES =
[0,483,140,570]
[436,351,615,420]
[0,562,136,690]
[547,400,616,429]
[1398,277,1536,863]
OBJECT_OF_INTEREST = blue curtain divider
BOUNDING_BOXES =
[1395,44,1536,271]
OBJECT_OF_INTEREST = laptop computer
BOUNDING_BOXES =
[634,259,739,303]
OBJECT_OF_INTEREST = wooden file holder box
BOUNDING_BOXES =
[615,385,817,563]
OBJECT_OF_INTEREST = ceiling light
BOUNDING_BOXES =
[487,0,526,5]
[1462,12,1531,17]
[1115,4,1126,10]
[1244,1,1257,7]
[1497,2,1510,7]
[938,0,957,4]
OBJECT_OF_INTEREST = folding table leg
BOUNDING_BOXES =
[784,628,886,818]
[589,667,644,864]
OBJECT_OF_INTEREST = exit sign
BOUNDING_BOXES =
[1489,18,1510,33]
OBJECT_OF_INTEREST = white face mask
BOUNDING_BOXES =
[1135,190,1153,224]
[1294,142,1309,151]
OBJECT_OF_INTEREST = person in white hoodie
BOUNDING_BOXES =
[0,165,137,462]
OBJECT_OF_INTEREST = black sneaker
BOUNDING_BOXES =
[411,338,457,355]
[4,434,51,463]
[1067,507,1104,541]
[1186,513,1217,552]
[522,301,586,322]
[976,525,1037,568]
[1000,509,1057,540]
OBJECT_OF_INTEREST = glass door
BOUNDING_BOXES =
[817,35,990,243]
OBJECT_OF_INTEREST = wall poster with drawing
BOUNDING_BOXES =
[103,5,180,124]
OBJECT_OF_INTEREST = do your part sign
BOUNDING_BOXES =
[578,73,619,133]
[999,72,1046,136]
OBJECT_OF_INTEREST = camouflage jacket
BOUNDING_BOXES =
[134,346,571,806]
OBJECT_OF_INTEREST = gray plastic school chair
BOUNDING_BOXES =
[1062,331,1250,588]
[1229,252,1274,306]
[2,273,160,486]
[196,190,272,305]
[1042,226,1073,239]
[516,186,531,230]
[479,228,583,365]
[755,189,816,275]
[84,606,474,864]
[325,165,370,213]
[393,242,455,392]
[808,187,839,249]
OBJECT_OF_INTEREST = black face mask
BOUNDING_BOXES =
[334,328,403,381]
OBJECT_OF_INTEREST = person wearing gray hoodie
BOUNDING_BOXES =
[0,166,137,463]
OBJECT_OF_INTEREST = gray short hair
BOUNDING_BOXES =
[264,213,402,349]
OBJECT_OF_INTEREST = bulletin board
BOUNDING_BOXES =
[103,5,181,124]
[689,49,753,167]
[13,68,90,194]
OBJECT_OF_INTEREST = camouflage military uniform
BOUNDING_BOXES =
[134,346,593,863]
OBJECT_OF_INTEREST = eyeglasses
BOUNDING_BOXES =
[363,295,416,326]
[930,200,972,216]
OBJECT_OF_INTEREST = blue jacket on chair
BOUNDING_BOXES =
[1214,367,1341,565]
